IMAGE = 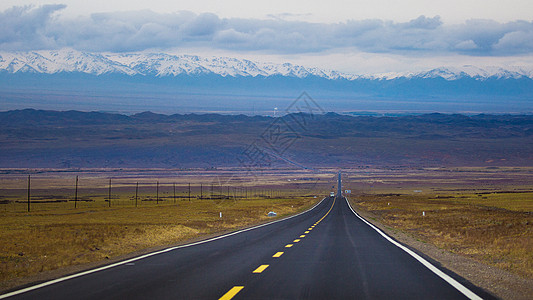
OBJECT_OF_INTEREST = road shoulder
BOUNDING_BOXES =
[349,200,533,300]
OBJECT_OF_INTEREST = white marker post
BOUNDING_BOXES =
[219,212,222,218]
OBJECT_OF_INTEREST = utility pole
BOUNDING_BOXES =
[108,178,112,207]
[188,183,191,201]
[135,182,139,207]
[200,183,203,199]
[27,175,30,212]
[173,183,176,204]
[156,181,159,204]
[74,175,78,208]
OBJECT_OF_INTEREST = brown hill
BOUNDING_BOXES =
[1,109,531,168]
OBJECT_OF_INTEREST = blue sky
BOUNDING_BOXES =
[1,1,532,73]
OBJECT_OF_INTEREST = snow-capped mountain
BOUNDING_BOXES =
[0,49,348,79]
[1,49,532,81]
[370,65,533,80]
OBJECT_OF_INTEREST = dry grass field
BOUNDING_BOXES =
[345,167,533,279]
[0,168,334,291]
[0,197,317,285]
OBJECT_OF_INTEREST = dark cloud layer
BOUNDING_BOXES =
[1,5,532,56]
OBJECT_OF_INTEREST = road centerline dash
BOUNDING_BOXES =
[253,265,269,273]
[219,286,244,300]
[272,252,284,258]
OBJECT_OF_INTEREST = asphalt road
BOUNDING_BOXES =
[2,196,491,299]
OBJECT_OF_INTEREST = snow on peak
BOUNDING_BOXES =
[363,65,533,80]
[0,49,532,81]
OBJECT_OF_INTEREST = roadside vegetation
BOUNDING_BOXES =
[350,190,532,278]
[0,195,317,288]
[0,170,331,291]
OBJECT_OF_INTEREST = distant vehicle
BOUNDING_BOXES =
[330,192,335,197]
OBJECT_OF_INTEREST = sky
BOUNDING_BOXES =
[1,1,533,73]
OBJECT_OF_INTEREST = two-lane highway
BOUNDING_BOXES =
[2,196,491,299]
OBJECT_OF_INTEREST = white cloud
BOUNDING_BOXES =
[2,0,533,24]
[2,5,533,60]
[454,40,478,51]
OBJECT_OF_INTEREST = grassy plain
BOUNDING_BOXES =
[1,166,532,295]
[0,168,334,291]
[345,167,533,279]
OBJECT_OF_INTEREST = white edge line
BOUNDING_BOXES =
[0,197,327,299]
[344,197,483,300]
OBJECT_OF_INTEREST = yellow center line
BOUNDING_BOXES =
[308,228,313,230]
[253,265,269,273]
[219,286,244,300]
[300,235,305,238]
[219,198,336,300]
[317,197,336,223]
[272,252,284,258]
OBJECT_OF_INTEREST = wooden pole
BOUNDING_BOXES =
[200,184,203,199]
[188,183,191,201]
[173,183,176,204]
[74,175,78,208]
[135,182,139,207]
[156,181,159,204]
[108,178,111,207]
[27,175,30,212]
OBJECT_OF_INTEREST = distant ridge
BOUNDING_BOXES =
[0,109,270,126]
[1,109,531,168]
[2,108,532,127]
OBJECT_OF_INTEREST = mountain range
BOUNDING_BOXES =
[1,49,532,114]
[1,49,532,80]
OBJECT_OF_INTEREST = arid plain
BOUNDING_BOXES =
[1,167,531,298]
